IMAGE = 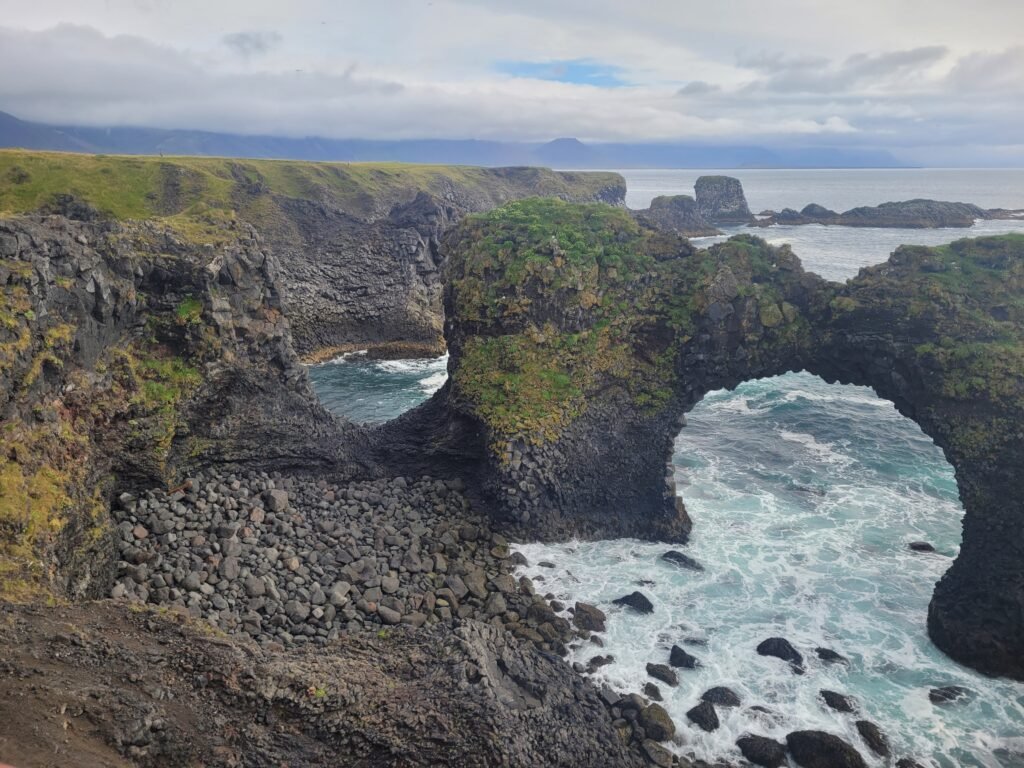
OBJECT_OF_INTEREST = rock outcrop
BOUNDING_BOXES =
[634,194,720,237]
[387,195,1024,680]
[0,211,358,601]
[695,175,754,225]
[756,199,1024,228]
[0,601,643,767]
[0,152,626,359]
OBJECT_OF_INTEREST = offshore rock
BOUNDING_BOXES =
[634,195,720,237]
[786,730,868,768]
[756,199,1024,229]
[695,175,754,225]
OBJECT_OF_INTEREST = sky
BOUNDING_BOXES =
[1,0,1023,165]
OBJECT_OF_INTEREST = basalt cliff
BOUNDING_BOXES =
[3,155,1024,768]
[385,198,1024,681]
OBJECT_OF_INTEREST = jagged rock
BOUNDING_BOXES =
[613,592,654,614]
[669,645,699,669]
[737,735,787,767]
[264,490,289,512]
[786,730,868,768]
[686,700,719,732]
[641,739,673,767]
[855,720,890,757]
[642,682,662,701]
[897,759,927,768]
[757,199,1005,229]
[701,687,740,707]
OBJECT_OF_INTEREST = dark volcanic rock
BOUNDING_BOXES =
[637,703,676,741]
[701,686,741,707]
[928,685,972,704]
[897,759,927,768]
[786,730,868,768]
[855,720,890,757]
[757,198,1002,229]
[661,550,704,571]
[643,682,662,701]
[757,637,804,668]
[612,591,654,614]
[669,644,700,669]
[820,690,856,714]
[634,195,720,237]
[695,175,754,225]
[686,700,720,732]
[646,663,678,687]
[737,735,787,768]
[814,647,848,664]
[909,541,936,552]
[573,602,607,633]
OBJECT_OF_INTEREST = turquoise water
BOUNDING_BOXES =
[308,169,1024,765]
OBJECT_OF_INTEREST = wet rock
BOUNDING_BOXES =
[669,644,699,669]
[642,682,662,702]
[661,550,704,571]
[786,730,867,768]
[646,663,678,687]
[896,759,927,768]
[573,602,607,633]
[757,637,804,671]
[637,703,675,741]
[613,591,654,614]
[686,700,719,732]
[737,734,787,768]
[814,647,848,664]
[928,685,972,705]
[587,655,615,672]
[701,686,740,707]
[908,541,936,553]
[820,689,856,714]
[641,739,673,767]
[855,720,890,758]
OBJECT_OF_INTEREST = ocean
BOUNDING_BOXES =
[309,169,1024,767]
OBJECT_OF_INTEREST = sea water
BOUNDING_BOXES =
[309,169,1024,766]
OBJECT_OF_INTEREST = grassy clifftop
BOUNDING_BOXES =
[0,150,624,242]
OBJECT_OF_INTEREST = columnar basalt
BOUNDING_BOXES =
[391,198,1024,680]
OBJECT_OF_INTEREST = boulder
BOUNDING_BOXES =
[928,685,972,705]
[701,686,740,707]
[646,663,678,687]
[263,489,289,512]
[786,730,867,768]
[814,647,848,664]
[737,735,787,768]
[669,644,699,669]
[909,541,936,553]
[686,700,719,732]
[642,682,662,702]
[573,602,607,633]
[637,703,675,741]
[757,637,804,670]
[855,720,890,758]
[641,739,673,767]
[820,689,856,713]
[612,591,654,614]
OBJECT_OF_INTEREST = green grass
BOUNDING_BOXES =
[0,150,623,243]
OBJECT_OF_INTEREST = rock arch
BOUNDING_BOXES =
[376,199,1024,680]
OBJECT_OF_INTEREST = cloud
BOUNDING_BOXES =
[222,31,282,58]
[677,81,719,96]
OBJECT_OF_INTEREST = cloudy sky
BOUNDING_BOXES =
[1,0,1023,164]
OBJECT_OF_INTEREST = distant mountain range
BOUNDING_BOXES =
[0,109,907,169]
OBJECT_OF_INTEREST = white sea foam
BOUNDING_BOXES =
[418,370,448,394]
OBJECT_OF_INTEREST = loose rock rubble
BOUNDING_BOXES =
[111,469,575,654]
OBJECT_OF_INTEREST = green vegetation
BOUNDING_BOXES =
[448,200,813,451]
[175,296,203,325]
[0,149,622,244]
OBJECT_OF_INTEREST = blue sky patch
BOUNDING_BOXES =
[494,59,628,87]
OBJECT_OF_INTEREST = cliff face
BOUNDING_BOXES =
[0,209,357,601]
[0,151,625,358]
[390,198,1024,680]
[633,194,720,237]
[695,175,755,225]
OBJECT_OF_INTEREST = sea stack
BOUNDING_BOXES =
[695,175,754,225]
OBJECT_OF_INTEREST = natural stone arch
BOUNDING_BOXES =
[377,200,1024,680]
